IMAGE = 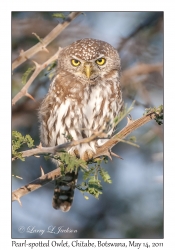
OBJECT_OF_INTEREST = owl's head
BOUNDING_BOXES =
[58,38,121,84]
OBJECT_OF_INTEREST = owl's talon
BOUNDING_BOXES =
[82,149,94,162]
[69,149,80,158]
[74,149,80,158]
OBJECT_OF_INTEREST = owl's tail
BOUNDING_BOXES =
[52,172,78,212]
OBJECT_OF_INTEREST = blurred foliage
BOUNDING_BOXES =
[52,13,67,20]
[21,67,35,85]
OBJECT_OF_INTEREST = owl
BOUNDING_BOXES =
[39,38,123,212]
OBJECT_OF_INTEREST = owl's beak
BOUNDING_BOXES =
[84,64,92,79]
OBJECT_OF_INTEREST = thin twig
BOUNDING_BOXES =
[12,12,81,71]
[12,48,62,106]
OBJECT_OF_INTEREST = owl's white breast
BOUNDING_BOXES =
[40,74,121,158]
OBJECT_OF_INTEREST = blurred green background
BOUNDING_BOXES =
[12,12,163,239]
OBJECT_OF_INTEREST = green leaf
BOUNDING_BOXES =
[51,151,114,200]
[52,13,66,19]
[12,131,35,161]
[143,105,163,125]
[44,155,51,161]
[129,136,137,142]
[25,134,34,148]
[14,152,25,161]
[88,179,102,190]
[21,67,35,85]
[99,168,112,183]
[45,60,57,80]
[47,61,57,71]
[83,167,95,180]
[84,196,89,200]
[58,152,87,173]
[87,179,103,199]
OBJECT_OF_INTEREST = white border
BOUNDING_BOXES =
[1,1,174,249]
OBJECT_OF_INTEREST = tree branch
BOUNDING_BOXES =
[12,48,62,106]
[117,13,162,52]
[12,168,61,204]
[12,106,163,203]
[121,63,163,84]
[94,108,161,157]
[12,12,81,71]
[12,130,107,160]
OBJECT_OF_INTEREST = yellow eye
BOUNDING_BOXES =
[95,58,106,66]
[71,59,81,67]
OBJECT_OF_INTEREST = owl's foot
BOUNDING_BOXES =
[81,149,94,162]
[72,149,80,158]
[71,148,94,162]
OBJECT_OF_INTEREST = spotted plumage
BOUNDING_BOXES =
[39,38,123,212]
